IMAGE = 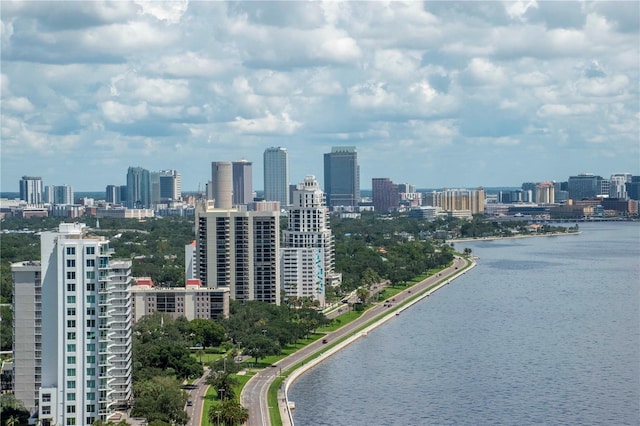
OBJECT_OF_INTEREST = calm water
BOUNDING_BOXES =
[289,222,640,425]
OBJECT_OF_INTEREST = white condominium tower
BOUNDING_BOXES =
[195,201,280,304]
[263,147,289,207]
[38,223,132,426]
[281,176,335,306]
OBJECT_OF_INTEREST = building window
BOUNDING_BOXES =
[86,247,95,255]
[42,406,51,415]
[86,356,95,364]
[67,296,76,304]
[67,356,76,365]
[86,319,95,328]
[86,308,95,316]
[42,393,51,403]
[86,259,95,267]
[66,247,75,255]
[67,368,75,376]
[86,380,95,388]
[67,393,75,402]
[86,368,95,376]
[86,392,95,401]
[66,405,75,414]
[66,418,75,426]
[86,295,95,304]
[66,259,76,268]
[67,332,76,340]
[66,272,76,281]
[67,344,76,352]
[86,405,95,413]
[86,271,95,280]
[86,418,95,426]
[67,320,76,328]
[86,344,95,352]
[66,381,75,389]
[67,283,75,291]
[67,308,76,316]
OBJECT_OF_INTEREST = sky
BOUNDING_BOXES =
[1,1,639,192]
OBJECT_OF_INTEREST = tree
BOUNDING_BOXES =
[0,395,30,426]
[207,371,239,401]
[189,318,225,347]
[243,334,281,364]
[463,247,472,256]
[209,400,248,426]
[131,376,189,425]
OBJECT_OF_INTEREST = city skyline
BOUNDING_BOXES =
[2,1,639,192]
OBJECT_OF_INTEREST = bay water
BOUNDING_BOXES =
[289,222,640,425]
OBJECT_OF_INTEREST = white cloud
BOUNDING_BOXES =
[229,111,302,135]
[134,0,189,24]
[2,96,35,113]
[466,58,507,85]
[100,101,149,123]
[537,103,597,117]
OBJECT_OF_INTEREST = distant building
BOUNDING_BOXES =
[535,182,555,204]
[19,176,43,205]
[626,176,640,201]
[372,178,399,212]
[263,147,290,207]
[427,188,485,215]
[568,174,603,200]
[185,241,196,280]
[609,173,632,199]
[105,185,124,204]
[126,166,151,208]
[130,278,230,321]
[211,162,233,209]
[159,169,182,202]
[324,146,360,209]
[232,160,253,206]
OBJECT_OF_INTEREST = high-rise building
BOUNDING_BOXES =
[195,201,280,304]
[150,172,161,206]
[568,174,603,200]
[159,170,182,202]
[535,182,555,204]
[263,147,289,207]
[126,167,151,208]
[105,185,123,204]
[609,173,632,199]
[232,160,253,206]
[281,176,335,306]
[323,146,360,209]
[54,185,74,205]
[429,188,485,214]
[372,178,399,212]
[38,223,132,426]
[20,176,43,205]
[626,176,640,201]
[211,162,233,209]
[11,261,42,414]
[521,182,537,203]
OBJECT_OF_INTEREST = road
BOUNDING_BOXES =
[185,367,210,426]
[241,256,468,426]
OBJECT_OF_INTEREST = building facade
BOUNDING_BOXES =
[38,223,132,426]
[232,160,253,206]
[195,201,280,304]
[263,147,290,207]
[11,261,42,414]
[323,146,360,209]
[159,170,181,202]
[281,176,335,306]
[568,174,603,200]
[211,162,233,209]
[20,176,43,205]
[535,182,555,204]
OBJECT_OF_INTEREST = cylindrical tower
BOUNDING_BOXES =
[211,161,233,209]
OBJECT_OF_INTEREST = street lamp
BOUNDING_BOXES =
[218,388,225,401]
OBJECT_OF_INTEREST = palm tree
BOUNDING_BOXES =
[5,415,18,426]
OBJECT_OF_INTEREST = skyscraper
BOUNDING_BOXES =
[263,147,289,207]
[281,176,335,306]
[20,176,43,204]
[126,167,151,208]
[372,178,399,212]
[54,185,74,205]
[232,160,253,206]
[609,173,632,199]
[211,162,233,209]
[38,223,132,426]
[323,146,360,209]
[568,174,603,200]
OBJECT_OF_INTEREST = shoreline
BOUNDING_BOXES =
[280,257,477,426]
[447,230,581,244]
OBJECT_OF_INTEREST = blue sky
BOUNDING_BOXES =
[1,1,638,192]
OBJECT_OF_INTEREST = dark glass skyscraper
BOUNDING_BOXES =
[126,166,151,208]
[323,146,360,208]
